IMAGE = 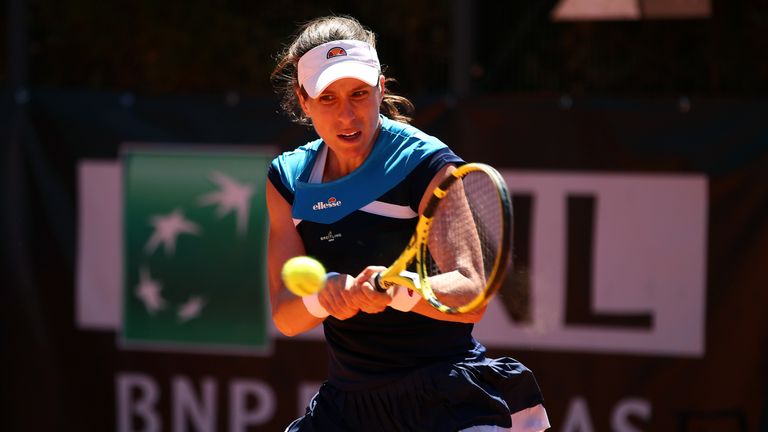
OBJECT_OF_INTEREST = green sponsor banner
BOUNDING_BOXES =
[122,147,273,354]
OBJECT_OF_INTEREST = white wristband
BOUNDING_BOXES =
[389,285,421,312]
[302,293,329,318]
[385,270,421,312]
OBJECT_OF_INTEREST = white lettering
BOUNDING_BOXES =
[229,380,276,431]
[561,397,651,432]
[320,231,342,242]
[117,372,161,432]
[172,376,217,432]
[312,199,342,210]
[612,398,651,432]
[562,397,595,432]
[116,373,278,431]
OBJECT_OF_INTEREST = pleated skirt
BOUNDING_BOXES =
[285,356,545,432]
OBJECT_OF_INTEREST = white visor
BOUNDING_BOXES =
[297,40,381,98]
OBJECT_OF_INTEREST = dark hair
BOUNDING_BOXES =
[271,15,414,125]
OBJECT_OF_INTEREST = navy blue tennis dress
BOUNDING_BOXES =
[269,116,548,432]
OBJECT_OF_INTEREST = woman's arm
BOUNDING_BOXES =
[409,163,487,324]
[266,180,327,336]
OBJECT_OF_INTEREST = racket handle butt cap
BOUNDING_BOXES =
[373,273,388,293]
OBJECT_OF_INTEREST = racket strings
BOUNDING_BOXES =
[464,172,504,279]
[425,171,505,308]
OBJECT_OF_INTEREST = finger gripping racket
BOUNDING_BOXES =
[373,163,512,314]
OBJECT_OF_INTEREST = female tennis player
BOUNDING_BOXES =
[267,15,550,431]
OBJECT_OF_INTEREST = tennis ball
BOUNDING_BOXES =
[281,256,327,296]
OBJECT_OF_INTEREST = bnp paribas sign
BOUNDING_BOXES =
[117,146,273,353]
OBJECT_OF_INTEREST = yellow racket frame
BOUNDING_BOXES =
[375,163,512,314]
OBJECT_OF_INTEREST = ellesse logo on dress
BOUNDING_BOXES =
[312,197,342,210]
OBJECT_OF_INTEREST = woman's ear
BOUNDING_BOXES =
[376,75,386,106]
[296,87,311,116]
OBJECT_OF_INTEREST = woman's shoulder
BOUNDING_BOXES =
[268,139,324,194]
[273,139,322,164]
[271,139,323,174]
[379,116,448,155]
[380,116,432,140]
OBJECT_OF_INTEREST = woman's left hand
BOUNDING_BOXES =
[354,266,391,314]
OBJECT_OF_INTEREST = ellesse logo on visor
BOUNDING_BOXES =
[326,47,347,59]
[312,197,342,210]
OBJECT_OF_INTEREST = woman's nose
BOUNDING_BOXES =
[337,98,355,122]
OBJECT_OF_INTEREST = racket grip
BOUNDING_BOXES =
[373,273,388,293]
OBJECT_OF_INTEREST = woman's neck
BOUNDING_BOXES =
[322,150,367,182]
[322,125,381,182]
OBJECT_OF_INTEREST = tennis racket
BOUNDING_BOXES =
[373,162,512,314]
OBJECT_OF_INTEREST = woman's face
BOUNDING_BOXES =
[299,76,384,159]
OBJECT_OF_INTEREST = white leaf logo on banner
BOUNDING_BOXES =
[178,296,207,323]
[144,209,201,256]
[135,267,166,314]
[198,171,255,236]
[136,171,255,325]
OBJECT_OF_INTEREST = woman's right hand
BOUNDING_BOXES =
[318,273,360,320]
[354,266,391,314]
[319,268,391,319]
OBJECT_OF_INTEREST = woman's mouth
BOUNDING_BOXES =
[337,131,362,141]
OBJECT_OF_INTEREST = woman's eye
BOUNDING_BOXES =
[319,95,335,103]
